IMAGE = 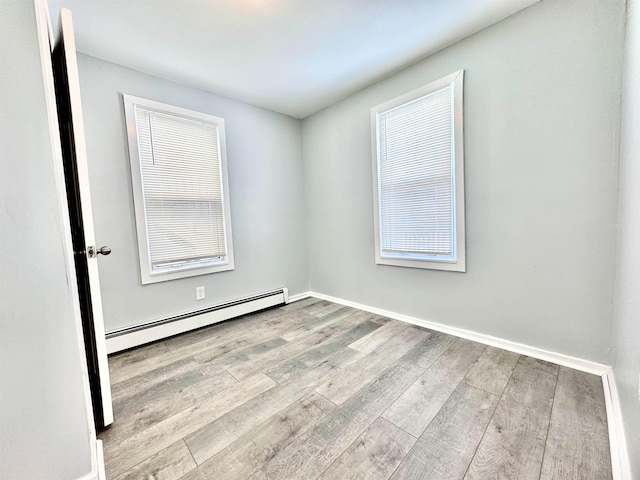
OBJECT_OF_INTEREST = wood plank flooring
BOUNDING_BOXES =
[100,298,612,479]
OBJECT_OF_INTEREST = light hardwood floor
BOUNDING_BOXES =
[100,298,612,480]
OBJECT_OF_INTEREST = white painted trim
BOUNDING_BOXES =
[371,70,466,272]
[75,439,104,480]
[602,369,632,480]
[309,291,609,375]
[287,291,312,303]
[34,0,101,478]
[96,440,106,480]
[76,471,98,480]
[122,94,235,285]
[106,290,286,354]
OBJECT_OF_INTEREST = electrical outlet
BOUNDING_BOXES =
[196,286,205,301]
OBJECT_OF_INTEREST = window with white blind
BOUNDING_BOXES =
[371,70,465,272]
[123,95,234,284]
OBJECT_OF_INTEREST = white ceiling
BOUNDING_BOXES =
[50,0,540,119]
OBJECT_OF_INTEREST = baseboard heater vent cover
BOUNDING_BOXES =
[105,288,288,354]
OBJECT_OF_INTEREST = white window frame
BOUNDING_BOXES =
[123,94,234,284]
[371,70,465,272]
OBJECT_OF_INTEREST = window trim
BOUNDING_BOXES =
[371,70,465,272]
[123,94,235,284]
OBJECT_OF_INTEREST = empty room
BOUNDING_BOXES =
[1,0,639,479]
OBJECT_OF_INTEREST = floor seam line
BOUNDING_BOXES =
[460,354,520,479]
[537,365,560,480]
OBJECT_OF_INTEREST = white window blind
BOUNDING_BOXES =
[372,71,465,271]
[378,86,454,257]
[124,95,234,283]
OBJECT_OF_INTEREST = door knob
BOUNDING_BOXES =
[87,245,111,258]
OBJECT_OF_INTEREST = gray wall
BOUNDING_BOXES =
[0,1,93,478]
[612,0,640,475]
[302,0,625,363]
[77,55,308,332]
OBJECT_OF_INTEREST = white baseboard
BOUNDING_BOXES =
[602,369,632,480]
[309,291,609,375]
[106,289,287,354]
[287,291,312,303]
[76,468,98,479]
[75,438,105,480]
[96,439,106,480]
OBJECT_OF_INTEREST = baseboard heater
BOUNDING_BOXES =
[105,288,289,354]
